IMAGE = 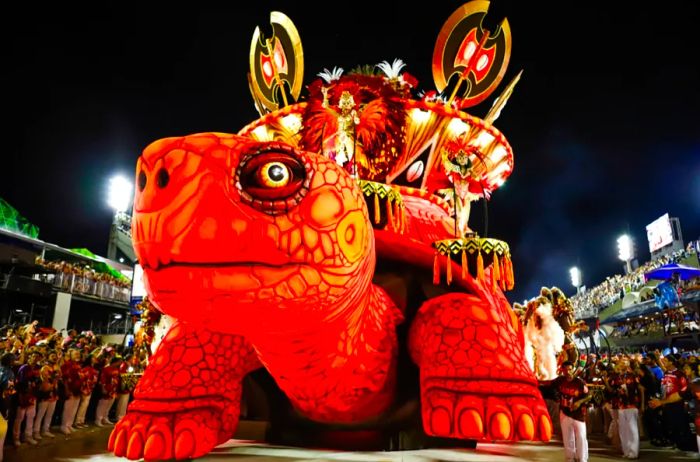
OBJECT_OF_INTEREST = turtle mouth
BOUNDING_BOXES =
[136,237,294,271]
[142,260,295,271]
[142,261,319,301]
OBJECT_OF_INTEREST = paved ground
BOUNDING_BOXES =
[3,425,698,461]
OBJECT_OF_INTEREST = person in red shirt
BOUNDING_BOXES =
[601,365,621,451]
[607,361,641,459]
[35,350,61,439]
[32,360,59,440]
[60,348,83,434]
[0,352,17,462]
[548,361,592,462]
[115,354,140,421]
[650,355,693,449]
[95,356,122,426]
[12,349,41,446]
[74,354,99,428]
[687,373,700,456]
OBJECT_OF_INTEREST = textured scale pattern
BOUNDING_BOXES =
[409,289,552,442]
[108,322,260,460]
[110,132,551,460]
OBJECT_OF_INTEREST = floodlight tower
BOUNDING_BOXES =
[570,266,582,295]
[107,175,133,261]
[617,234,634,274]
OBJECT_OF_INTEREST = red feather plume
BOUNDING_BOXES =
[300,74,406,181]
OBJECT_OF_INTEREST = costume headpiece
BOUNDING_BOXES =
[242,2,522,290]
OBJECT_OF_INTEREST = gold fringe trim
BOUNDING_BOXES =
[432,237,513,290]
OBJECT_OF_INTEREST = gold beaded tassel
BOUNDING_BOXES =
[386,198,394,232]
[461,247,468,279]
[374,192,381,224]
[492,252,500,291]
[476,247,485,281]
[500,256,508,290]
[400,203,407,234]
[433,250,440,285]
[506,254,515,290]
[393,200,402,233]
[445,253,453,285]
[493,253,501,281]
[503,254,515,290]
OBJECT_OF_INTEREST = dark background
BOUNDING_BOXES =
[2,1,699,303]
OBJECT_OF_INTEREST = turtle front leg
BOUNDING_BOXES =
[409,291,552,443]
[108,321,260,460]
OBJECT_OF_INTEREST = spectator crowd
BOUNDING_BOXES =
[543,348,700,459]
[609,308,700,340]
[0,320,146,460]
[571,245,699,319]
[34,258,131,303]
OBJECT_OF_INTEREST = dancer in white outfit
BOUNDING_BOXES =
[33,364,59,439]
[13,350,42,446]
[604,361,640,459]
[0,353,17,461]
[60,349,83,434]
[547,361,592,462]
[74,355,99,428]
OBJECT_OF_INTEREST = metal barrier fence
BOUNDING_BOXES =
[36,271,131,303]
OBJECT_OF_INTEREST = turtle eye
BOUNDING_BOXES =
[256,161,290,189]
[238,151,305,201]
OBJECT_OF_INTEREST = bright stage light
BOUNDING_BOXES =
[570,266,581,288]
[108,175,133,213]
[617,234,633,262]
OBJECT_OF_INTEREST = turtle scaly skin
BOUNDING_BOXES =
[108,132,551,460]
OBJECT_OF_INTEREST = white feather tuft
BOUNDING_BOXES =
[524,302,566,380]
[376,59,406,79]
[317,67,344,83]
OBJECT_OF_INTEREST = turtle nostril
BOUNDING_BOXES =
[137,171,147,191]
[156,168,170,188]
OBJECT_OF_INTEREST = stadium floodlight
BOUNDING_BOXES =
[617,234,633,261]
[107,175,133,214]
[570,266,581,290]
[617,234,634,273]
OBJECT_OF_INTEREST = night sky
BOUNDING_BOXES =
[2,1,699,303]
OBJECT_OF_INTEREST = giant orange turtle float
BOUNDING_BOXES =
[109,2,552,459]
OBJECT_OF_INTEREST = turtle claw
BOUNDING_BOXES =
[516,413,535,440]
[410,292,554,444]
[110,408,223,460]
[421,385,551,442]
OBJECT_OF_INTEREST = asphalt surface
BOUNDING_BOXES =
[3,422,698,461]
